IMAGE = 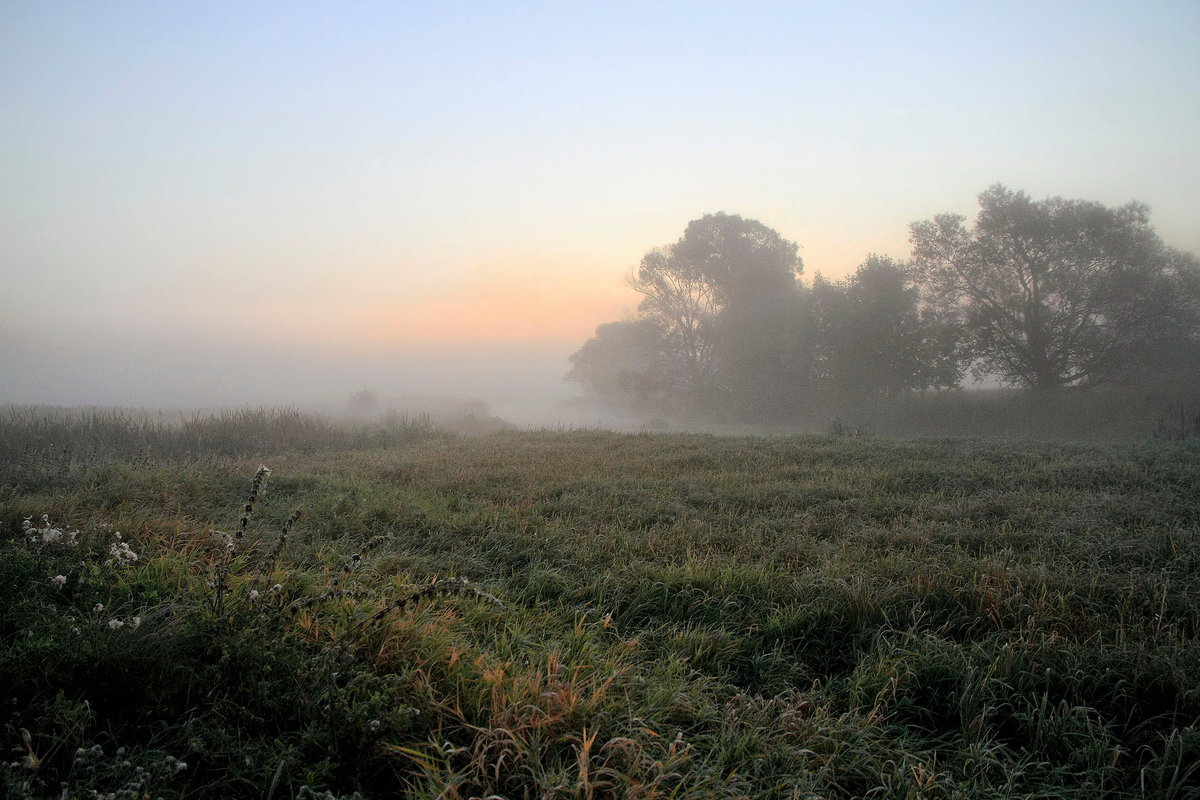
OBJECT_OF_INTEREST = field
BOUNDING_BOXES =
[2,409,1199,799]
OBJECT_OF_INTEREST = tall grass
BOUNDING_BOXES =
[0,406,435,491]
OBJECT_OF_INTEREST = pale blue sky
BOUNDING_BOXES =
[2,1,1197,409]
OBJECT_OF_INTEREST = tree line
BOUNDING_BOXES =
[568,185,1200,422]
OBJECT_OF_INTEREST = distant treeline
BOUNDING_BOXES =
[569,186,1200,428]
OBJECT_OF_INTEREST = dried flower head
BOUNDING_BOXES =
[108,536,139,566]
[24,514,79,548]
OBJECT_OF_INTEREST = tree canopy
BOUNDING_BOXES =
[910,185,1197,390]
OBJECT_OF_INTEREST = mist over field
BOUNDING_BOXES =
[0,330,581,426]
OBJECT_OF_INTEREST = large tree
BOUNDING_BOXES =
[570,213,807,417]
[910,185,1197,390]
[626,212,805,415]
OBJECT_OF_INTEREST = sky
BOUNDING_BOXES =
[2,1,1198,419]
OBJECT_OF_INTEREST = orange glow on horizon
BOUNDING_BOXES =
[359,277,639,347]
[170,253,644,354]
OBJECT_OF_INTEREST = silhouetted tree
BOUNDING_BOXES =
[811,256,962,397]
[570,213,809,419]
[624,246,720,401]
[666,212,800,304]
[910,185,1197,390]
[627,212,805,415]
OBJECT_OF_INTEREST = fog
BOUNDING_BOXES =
[3,3,1198,433]
[0,328,595,428]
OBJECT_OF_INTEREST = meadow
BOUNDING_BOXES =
[1,408,1198,799]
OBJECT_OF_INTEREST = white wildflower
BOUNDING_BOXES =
[268,583,283,594]
[108,619,124,630]
[247,589,260,600]
[93,603,104,612]
[50,575,67,587]
[24,515,76,548]
[107,538,138,566]
[129,616,141,631]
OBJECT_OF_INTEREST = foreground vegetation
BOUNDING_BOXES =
[2,411,1199,798]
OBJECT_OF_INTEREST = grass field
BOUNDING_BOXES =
[2,410,1198,798]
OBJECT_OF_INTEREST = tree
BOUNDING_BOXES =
[667,212,801,304]
[625,246,720,401]
[910,185,1197,391]
[810,256,962,397]
[566,319,678,410]
[570,212,809,418]
[626,212,806,415]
